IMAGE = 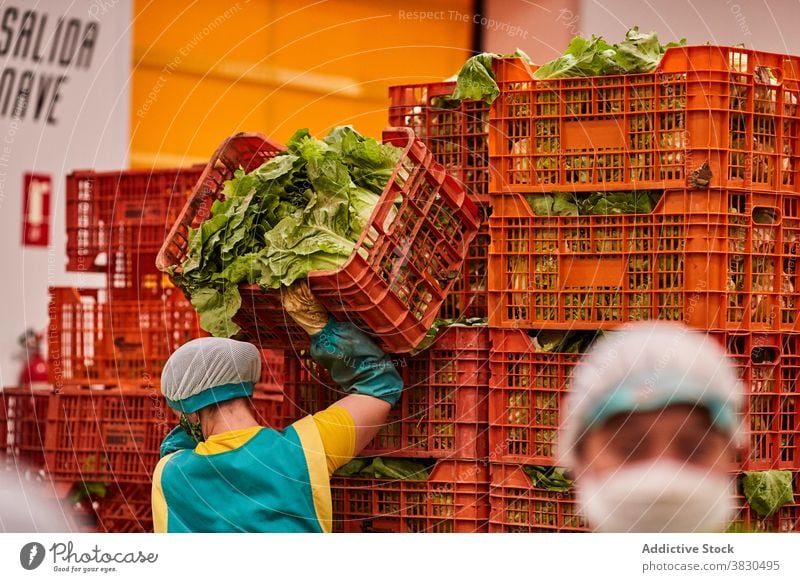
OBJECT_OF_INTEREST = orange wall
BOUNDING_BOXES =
[131,0,473,167]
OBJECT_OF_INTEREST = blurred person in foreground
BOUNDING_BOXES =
[559,321,743,533]
[151,281,402,532]
[0,462,75,532]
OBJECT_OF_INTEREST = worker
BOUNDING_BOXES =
[559,321,743,533]
[151,281,402,532]
[1,461,76,532]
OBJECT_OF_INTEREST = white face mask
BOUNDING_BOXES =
[577,459,735,533]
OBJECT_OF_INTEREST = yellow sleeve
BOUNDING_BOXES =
[311,405,357,476]
[151,453,175,533]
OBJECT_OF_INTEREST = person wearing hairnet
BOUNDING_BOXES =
[151,281,402,532]
[559,321,743,533]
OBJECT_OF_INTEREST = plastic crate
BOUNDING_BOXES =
[389,82,490,204]
[439,208,490,320]
[95,483,153,533]
[106,244,171,301]
[488,330,581,465]
[776,471,800,532]
[488,463,588,532]
[251,389,285,430]
[283,326,490,458]
[66,166,204,272]
[0,387,50,470]
[157,128,480,353]
[489,329,800,470]
[44,387,172,484]
[331,460,489,532]
[257,348,284,392]
[726,334,800,471]
[488,189,800,332]
[490,47,800,193]
[48,287,202,389]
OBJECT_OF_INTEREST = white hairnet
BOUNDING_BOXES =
[160,337,261,413]
[559,321,744,468]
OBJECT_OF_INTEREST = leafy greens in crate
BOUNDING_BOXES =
[174,127,403,337]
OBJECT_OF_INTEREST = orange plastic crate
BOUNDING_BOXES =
[488,463,588,532]
[157,128,480,353]
[66,166,204,273]
[44,387,173,485]
[488,189,800,332]
[490,47,800,193]
[0,387,50,470]
[488,329,800,470]
[48,287,202,389]
[331,460,489,532]
[283,326,490,458]
[95,482,153,533]
[389,82,490,204]
[439,209,490,321]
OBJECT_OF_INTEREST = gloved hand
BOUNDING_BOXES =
[310,320,403,406]
[282,280,329,336]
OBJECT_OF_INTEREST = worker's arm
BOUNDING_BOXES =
[282,282,403,468]
[309,395,395,476]
[309,320,402,466]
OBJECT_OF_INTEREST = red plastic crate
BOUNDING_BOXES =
[331,460,489,532]
[488,329,800,470]
[0,387,50,470]
[283,326,490,458]
[389,82,490,204]
[256,349,285,392]
[776,471,800,532]
[251,388,285,430]
[48,287,202,389]
[95,482,153,533]
[490,47,800,193]
[44,387,172,485]
[488,189,800,332]
[488,463,588,532]
[106,243,171,301]
[439,208,490,321]
[66,166,204,273]
[726,334,800,471]
[157,128,480,353]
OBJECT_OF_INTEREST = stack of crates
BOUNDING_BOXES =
[280,81,499,533]
[483,46,800,532]
[44,166,286,531]
[281,327,491,532]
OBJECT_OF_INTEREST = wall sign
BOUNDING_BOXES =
[22,172,51,247]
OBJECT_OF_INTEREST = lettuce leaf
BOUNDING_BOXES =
[449,49,533,104]
[535,26,686,79]
[743,470,795,517]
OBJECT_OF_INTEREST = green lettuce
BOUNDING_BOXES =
[534,27,686,79]
[449,49,533,104]
[174,126,402,337]
[527,190,662,216]
[523,465,574,492]
[743,470,795,517]
[334,457,430,480]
